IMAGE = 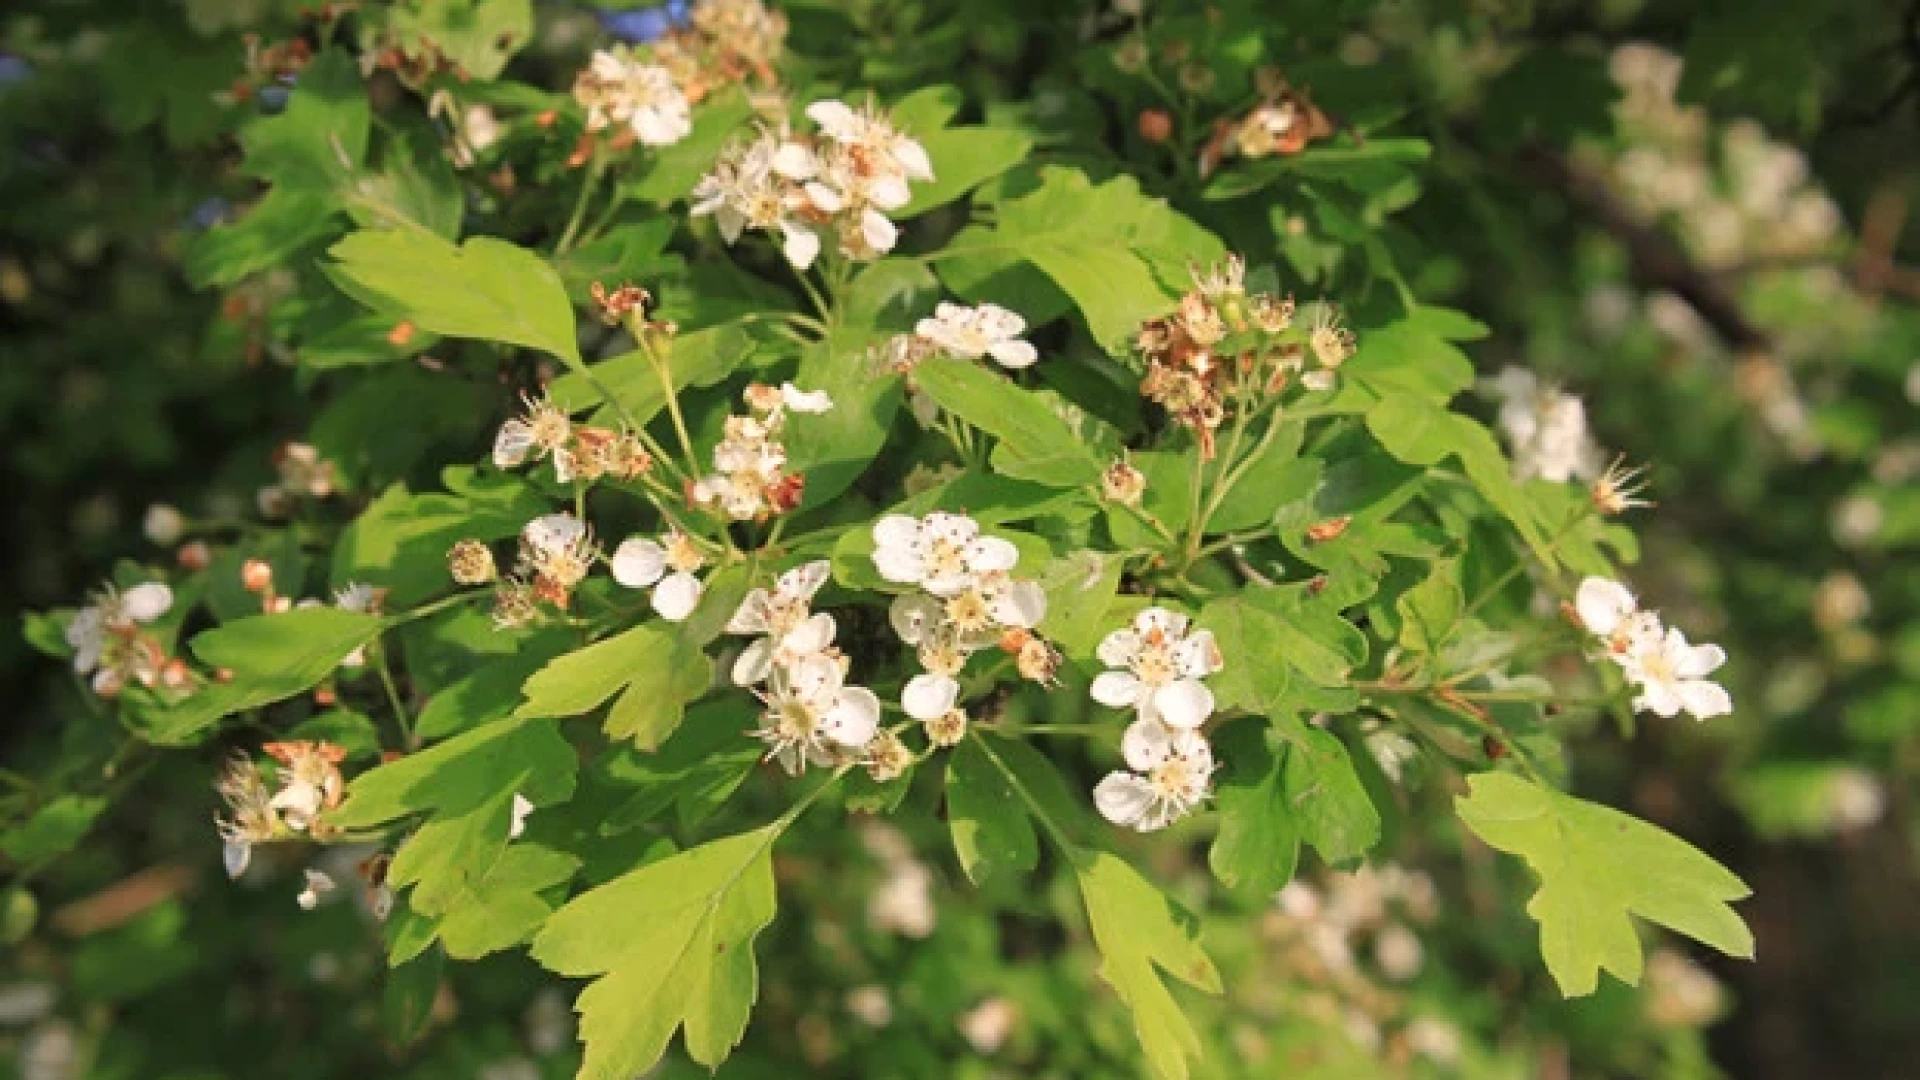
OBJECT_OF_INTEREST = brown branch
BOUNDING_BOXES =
[1514,143,1773,353]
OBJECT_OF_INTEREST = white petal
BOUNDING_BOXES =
[1677,641,1727,679]
[821,687,881,747]
[903,673,959,720]
[1177,630,1223,676]
[727,589,773,634]
[872,545,926,586]
[653,572,703,622]
[222,839,251,881]
[923,512,979,544]
[1632,679,1683,718]
[1151,679,1215,730]
[611,538,667,588]
[780,383,834,414]
[1575,577,1635,636]
[1094,772,1155,829]
[1135,607,1189,637]
[860,208,899,253]
[509,793,534,840]
[889,592,942,644]
[1677,679,1733,720]
[1090,670,1143,709]
[966,536,1019,574]
[493,419,535,467]
[802,180,844,213]
[771,141,818,179]
[121,582,174,623]
[805,99,857,138]
[1122,718,1174,771]
[990,579,1048,629]
[873,514,920,549]
[524,513,586,553]
[988,339,1038,369]
[731,638,774,686]
[551,446,576,484]
[784,612,837,656]
[782,560,833,601]
[782,225,820,270]
[1096,629,1138,669]
[893,137,934,181]
[866,174,912,211]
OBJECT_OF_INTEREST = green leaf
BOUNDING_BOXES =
[133,610,385,745]
[1206,719,1301,893]
[433,843,581,958]
[326,230,581,366]
[782,324,904,509]
[1035,550,1123,657]
[1199,598,1295,716]
[898,127,1033,217]
[1396,561,1464,654]
[946,737,1038,886]
[238,50,368,189]
[1282,724,1380,865]
[1365,394,1554,565]
[915,360,1103,488]
[186,188,342,288]
[530,826,781,1076]
[601,702,761,833]
[1455,772,1755,996]
[517,624,712,747]
[602,631,713,750]
[548,322,757,422]
[383,947,444,1046]
[936,167,1220,352]
[1077,852,1222,1080]
[2,795,110,865]
[382,0,532,82]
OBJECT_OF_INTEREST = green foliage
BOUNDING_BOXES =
[1455,773,1755,997]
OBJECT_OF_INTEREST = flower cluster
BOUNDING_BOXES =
[215,741,347,879]
[65,581,180,698]
[1089,607,1224,832]
[872,512,1051,732]
[493,392,654,485]
[1575,577,1732,720]
[646,0,787,102]
[572,46,692,148]
[690,382,832,520]
[1137,255,1349,457]
[692,98,933,269]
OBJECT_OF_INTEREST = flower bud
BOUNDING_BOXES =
[1137,108,1173,143]
[447,539,498,585]
[144,504,185,547]
[241,558,274,593]
[177,540,212,572]
[1101,459,1147,506]
[1113,38,1149,73]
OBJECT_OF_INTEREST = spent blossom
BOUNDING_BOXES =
[519,513,600,609]
[66,581,174,697]
[690,383,830,520]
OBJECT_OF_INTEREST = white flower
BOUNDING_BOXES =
[752,653,881,774]
[805,99,934,209]
[870,512,1019,597]
[492,394,576,480]
[66,581,173,683]
[509,793,534,840]
[1490,367,1603,483]
[143,504,185,546]
[1622,627,1732,720]
[1574,575,1663,659]
[611,529,707,621]
[1090,607,1222,730]
[779,382,834,414]
[296,868,337,911]
[692,132,826,269]
[1093,720,1215,832]
[727,560,837,685]
[914,302,1038,369]
[574,50,691,146]
[520,513,600,603]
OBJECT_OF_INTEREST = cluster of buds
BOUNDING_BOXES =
[241,558,293,614]
[493,513,601,624]
[872,512,1055,739]
[493,392,654,485]
[65,581,190,699]
[690,382,832,520]
[1137,256,1350,457]
[215,741,347,880]
[692,98,934,270]
[257,442,339,518]
[1198,73,1337,178]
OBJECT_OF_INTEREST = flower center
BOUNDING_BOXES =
[529,408,572,451]
[1133,642,1177,687]
[776,699,819,739]
[1150,758,1198,800]
[944,591,993,634]
[920,640,965,677]
[665,534,704,574]
[923,538,969,579]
